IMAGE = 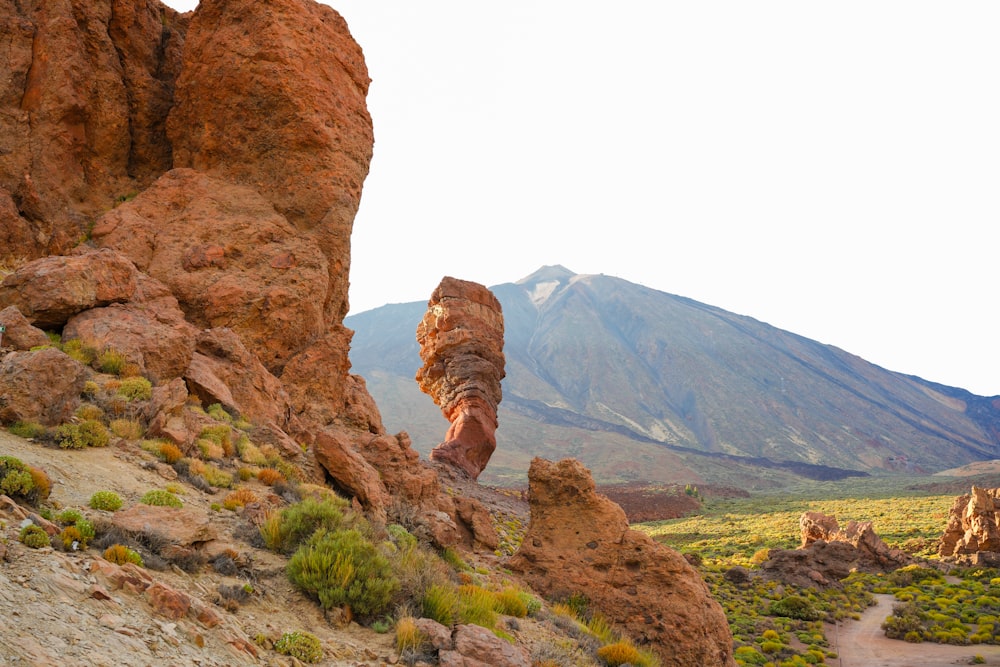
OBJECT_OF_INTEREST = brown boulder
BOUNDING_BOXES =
[0,306,51,351]
[145,377,192,445]
[507,458,735,667]
[439,624,530,667]
[939,486,1000,557]
[0,249,138,329]
[416,277,505,479]
[453,496,500,552]
[63,296,197,384]
[111,504,217,551]
[0,348,87,425]
[92,169,328,373]
[168,0,373,328]
[0,0,186,257]
[185,328,293,429]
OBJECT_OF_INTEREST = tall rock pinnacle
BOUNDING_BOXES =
[416,277,506,479]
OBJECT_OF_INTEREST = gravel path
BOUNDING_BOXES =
[831,594,1000,667]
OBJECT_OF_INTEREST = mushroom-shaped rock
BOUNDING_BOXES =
[416,277,505,480]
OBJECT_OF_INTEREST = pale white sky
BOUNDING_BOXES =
[164,1,999,396]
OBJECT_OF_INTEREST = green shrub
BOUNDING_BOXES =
[55,420,109,449]
[75,403,104,421]
[96,348,128,375]
[206,403,233,424]
[117,376,152,401]
[422,583,460,627]
[74,518,95,546]
[395,616,427,653]
[596,640,654,667]
[199,424,232,455]
[0,456,44,503]
[8,421,46,439]
[274,631,323,663]
[200,463,233,488]
[262,496,352,554]
[495,587,529,618]
[89,490,124,512]
[770,595,821,621]
[57,508,85,525]
[457,584,497,629]
[0,468,33,496]
[62,338,97,365]
[140,489,183,508]
[286,528,399,620]
[19,524,50,549]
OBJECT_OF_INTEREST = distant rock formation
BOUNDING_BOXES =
[939,486,1000,559]
[416,277,505,480]
[507,458,736,667]
[762,511,912,588]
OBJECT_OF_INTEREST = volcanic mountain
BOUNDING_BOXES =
[346,266,1000,487]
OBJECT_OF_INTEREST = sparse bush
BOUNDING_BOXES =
[74,403,104,421]
[96,348,128,375]
[89,490,124,512]
[206,403,233,424]
[201,463,233,488]
[117,376,152,401]
[56,420,110,448]
[395,616,427,654]
[495,587,529,618]
[103,544,144,567]
[158,442,183,464]
[286,528,399,620]
[596,639,653,667]
[422,583,459,627]
[223,487,258,511]
[62,338,97,365]
[274,631,323,663]
[770,595,822,621]
[457,584,497,629]
[8,421,47,439]
[57,508,85,524]
[28,467,51,501]
[109,418,143,440]
[140,489,183,508]
[256,468,285,486]
[19,524,50,549]
[60,526,84,550]
[0,456,48,504]
[199,425,232,455]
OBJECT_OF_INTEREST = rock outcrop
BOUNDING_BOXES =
[416,278,505,479]
[939,486,1000,558]
[0,348,87,425]
[507,458,735,667]
[762,511,912,587]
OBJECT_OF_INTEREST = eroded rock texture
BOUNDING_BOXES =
[507,458,736,667]
[939,486,1000,558]
[416,277,505,479]
[0,0,187,259]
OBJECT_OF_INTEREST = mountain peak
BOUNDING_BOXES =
[515,265,577,306]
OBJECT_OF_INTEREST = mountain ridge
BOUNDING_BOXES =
[347,266,1000,486]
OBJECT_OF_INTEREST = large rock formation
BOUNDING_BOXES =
[416,277,505,479]
[762,511,912,588]
[939,486,1000,558]
[507,458,735,667]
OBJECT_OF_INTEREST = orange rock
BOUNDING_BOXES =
[146,582,191,620]
[507,458,735,667]
[416,277,505,479]
[0,306,50,351]
[939,486,1000,557]
[0,348,87,426]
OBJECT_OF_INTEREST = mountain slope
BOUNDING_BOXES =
[347,267,1000,485]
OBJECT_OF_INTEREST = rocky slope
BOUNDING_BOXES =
[348,265,1000,484]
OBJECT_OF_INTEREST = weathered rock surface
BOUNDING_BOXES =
[0,249,139,329]
[416,277,505,479]
[0,0,187,258]
[0,306,50,351]
[762,511,913,587]
[440,624,531,667]
[112,505,217,552]
[92,169,328,373]
[939,486,1000,557]
[0,348,87,425]
[507,458,735,667]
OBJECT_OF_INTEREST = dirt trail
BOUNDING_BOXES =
[831,594,1000,667]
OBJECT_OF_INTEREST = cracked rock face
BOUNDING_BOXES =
[416,277,505,480]
[939,486,1000,557]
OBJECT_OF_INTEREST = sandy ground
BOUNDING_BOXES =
[830,594,1000,667]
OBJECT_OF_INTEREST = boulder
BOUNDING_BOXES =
[416,277,505,479]
[939,486,1000,557]
[111,505,217,552]
[0,249,139,329]
[0,0,187,257]
[63,297,197,384]
[184,328,292,429]
[453,496,500,552]
[0,306,51,351]
[507,458,735,667]
[0,348,87,425]
[439,624,530,667]
[92,169,328,373]
[145,377,192,445]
